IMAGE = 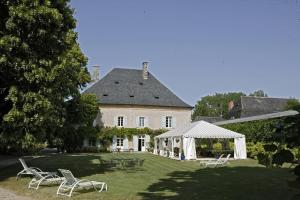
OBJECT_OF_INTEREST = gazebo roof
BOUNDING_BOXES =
[156,120,244,139]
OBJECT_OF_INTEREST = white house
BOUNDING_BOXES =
[83,62,193,152]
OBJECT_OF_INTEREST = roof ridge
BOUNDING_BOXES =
[242,96,289,100]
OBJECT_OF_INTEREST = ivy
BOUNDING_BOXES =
[98,127,167,142]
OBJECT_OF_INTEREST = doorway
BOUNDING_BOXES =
[138,135,145,151]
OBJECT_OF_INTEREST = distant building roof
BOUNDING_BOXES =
[240,96,289,113]
[229,96,291,118]
[215,110,299,125]
[83,68,192,109]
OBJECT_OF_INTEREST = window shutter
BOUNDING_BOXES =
[123,137,129,150]
[112,135,117,150]
[136,117,140,127]
[123,116,127,127]
[161,116,166,128]
[144,117,148,127]
[172,117,176,128]
[113,116,118,126]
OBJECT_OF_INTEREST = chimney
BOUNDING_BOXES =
[228,101,234,111]
[91,65,100,82]
[142,62,149,80]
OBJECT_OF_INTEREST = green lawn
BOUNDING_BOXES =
[0,153,299,200]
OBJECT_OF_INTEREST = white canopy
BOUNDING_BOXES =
[155,120,247,160]
[156,120,245,139]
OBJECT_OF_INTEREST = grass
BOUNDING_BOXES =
[0,153,300,200]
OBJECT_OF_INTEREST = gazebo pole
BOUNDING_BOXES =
[171,137,174,158]
[154,138,157,154]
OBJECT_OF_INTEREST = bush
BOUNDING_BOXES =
[263,144,278,152]
[272,149,294,166]
[212,142,222,151]
[247,142,265,159]
[257,152,272,167]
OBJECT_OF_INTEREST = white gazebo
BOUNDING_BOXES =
[154,120,247,160]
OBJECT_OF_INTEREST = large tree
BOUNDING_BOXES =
[0,0,90,153]
[192,92,245,120]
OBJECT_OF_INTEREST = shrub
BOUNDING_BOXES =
[212,142,222,151]
[272,149,294,166]
[257,152,272,167]
[246,142,265,159]
[263,144,278,152]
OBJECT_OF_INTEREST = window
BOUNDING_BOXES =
[89,138,96,147]
[139,117,145,127]
[116,138,124,147]
[166,116,172,128]
[117,116,124,127]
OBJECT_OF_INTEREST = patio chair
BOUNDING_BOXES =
[199,154,224,167]
[204,154,231,168]
[16,158,49,180]
[28,168,65,190]
[57,169,107,197]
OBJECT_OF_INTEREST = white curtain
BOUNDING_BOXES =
[159,139,164,156]
[154,138,158,154]
[234,137,247,159]
[183,137,197,160]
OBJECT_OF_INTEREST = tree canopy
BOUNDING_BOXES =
[0,0,91,153]
[192,92,245,120]
[249,90,268,97]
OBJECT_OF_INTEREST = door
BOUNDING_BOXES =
[138,139,142,151]
[138,135,145,151]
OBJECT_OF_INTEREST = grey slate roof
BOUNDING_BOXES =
[229,96,290,118]
[215,110,299,125]
[83,68,192,108]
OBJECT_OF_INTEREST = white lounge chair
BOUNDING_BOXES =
[16,158,49,179]
[57,169,107,197]
[204,154,231,168]
[200,154,224,167]
[28,168,65,190]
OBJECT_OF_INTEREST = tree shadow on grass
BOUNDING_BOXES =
[0,154,117,182]
[139,166,300,200]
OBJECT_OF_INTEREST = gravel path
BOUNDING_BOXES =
[0,188,32,200]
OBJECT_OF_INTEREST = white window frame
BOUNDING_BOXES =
[166,116,172,128]
[117,116,124,127]
[139,117,145,127]
[116,137,124,147]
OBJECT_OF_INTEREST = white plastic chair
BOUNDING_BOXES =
[200,154,224,167]
[57,169,107,197]
[16,158,48,179]
[28,168,65,190]
[204,154,231,168]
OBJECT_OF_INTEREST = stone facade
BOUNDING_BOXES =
[98,104,192,129]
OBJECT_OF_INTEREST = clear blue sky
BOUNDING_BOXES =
[71,0,300,106]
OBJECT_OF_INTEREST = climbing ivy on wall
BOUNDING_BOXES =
[97,127,167,142]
